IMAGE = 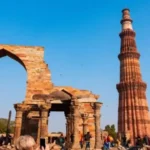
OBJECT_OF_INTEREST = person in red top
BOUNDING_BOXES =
[103,136,109,150]
[107,135,111,149]
[79,132,83,149]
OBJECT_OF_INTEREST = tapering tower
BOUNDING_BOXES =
[117,8,150,144]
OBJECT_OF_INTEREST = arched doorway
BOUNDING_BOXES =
[0,49,27,135]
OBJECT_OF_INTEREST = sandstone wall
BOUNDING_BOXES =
[77,102,95,148]
[0,45,53,103]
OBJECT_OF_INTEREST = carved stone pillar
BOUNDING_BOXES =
[13,104,24,144]
[81,113,89,135]
[40,104,51,143]
[69,106,73,135]
[66,114,72,148]
[71,99,80,149]
[94,102,102,150]
[37,118,41,144]
[65,116,69,148]
[71,114,74,134]
[81,113,89,149]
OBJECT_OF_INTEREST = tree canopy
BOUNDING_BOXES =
[104,124,117,140]
[0,118,14,134]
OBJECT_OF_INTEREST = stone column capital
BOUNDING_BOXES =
[71,97,79,106]
[94,114,101,118]
[94,102,102,149]
[95,102,103,110]
[14,104,32,112]
[40,104,51,111]
[81,113,89,120]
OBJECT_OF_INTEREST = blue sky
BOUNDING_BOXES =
[0,0,150,133]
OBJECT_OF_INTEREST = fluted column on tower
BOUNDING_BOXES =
[117,8,150,145]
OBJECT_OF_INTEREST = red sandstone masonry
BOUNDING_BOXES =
[0,45,53,103]
[117,9,150,145]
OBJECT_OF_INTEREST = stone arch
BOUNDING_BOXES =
[0,48,27,103]
[0,44,53,103]
[0,49,26,70]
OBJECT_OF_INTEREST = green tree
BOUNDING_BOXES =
[0,118,14,134]
[104,124,117,140]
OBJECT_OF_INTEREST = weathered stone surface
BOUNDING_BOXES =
[117,9,150,145]
[1,44,102,149]
[0,45,53,103]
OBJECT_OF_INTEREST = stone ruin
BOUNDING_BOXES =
[0,44,103,150]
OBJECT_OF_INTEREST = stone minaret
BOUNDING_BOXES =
[117,8,150,144]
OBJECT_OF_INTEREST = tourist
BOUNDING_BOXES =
[103,136,108,150]
[121,134,127,147]
[126,139,131,148]
[0,135,4,146]
[84,132,92,149]
[70,133,74,143]
[143,135,149,145]
[79,131,83,149]
[136,136,143,147]
[148,137,150,146]
[58,133,65,150]
[107,135,111,149]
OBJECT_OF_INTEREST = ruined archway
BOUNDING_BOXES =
[0,45,53,103]
[48,89,72,142]
[0,44,102,150]
[0,49,27,128]
[0,49,26,70]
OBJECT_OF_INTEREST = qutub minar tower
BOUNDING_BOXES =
[117,9,150,144]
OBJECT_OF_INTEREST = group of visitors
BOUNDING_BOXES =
[0,134,12,146]
[121,135,131,148]
[54,131,92,150]
[55,133,65,149]
[8,132,92,150]
[102,134,150,150]
[121,135,150,148]
[56,131,92,150]
[11,135,64,150]
[135,135,150,147]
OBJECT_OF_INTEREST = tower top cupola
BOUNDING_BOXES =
[121,8,133,30]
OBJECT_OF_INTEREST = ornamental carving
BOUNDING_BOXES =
[119,29,136,38]
[118,106,149,111]
[117,82,147,92]
[40,104,51,111]
[81,113,89,120]
[121,62,140,68]
[14,104,32,111]
[118,52,140,60]
[94,102,102,110]
[119,119,150,124]
[90,103,95,109]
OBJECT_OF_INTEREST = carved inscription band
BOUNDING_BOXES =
[118,106,149,111]
[119,29,135,37]
[117,82,147,91]
[118,52,140,60]
[119,119,150,124]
